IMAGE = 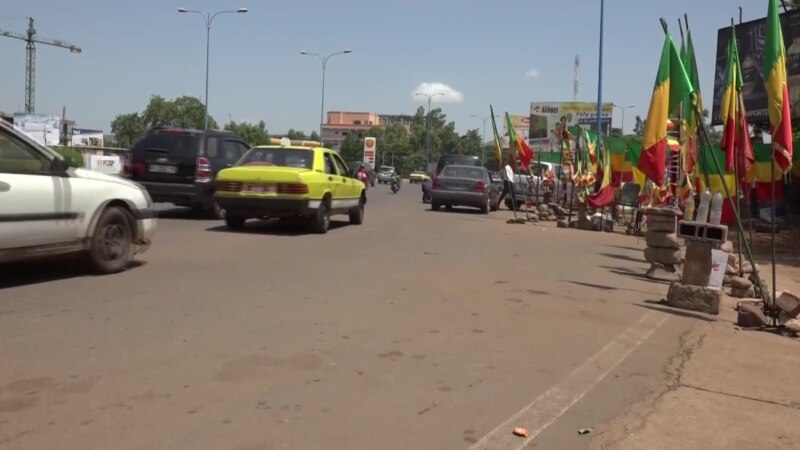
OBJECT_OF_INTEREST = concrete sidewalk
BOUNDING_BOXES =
[591,289,800,449]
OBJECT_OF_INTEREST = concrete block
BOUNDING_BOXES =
[677,220,728,244]
[720,240,734,253]
[645,231,681,249]
[667,281,721,314]
[776,291,800,318]
[682,240,713,286]
[646,220,677,232]
[729,276,753,290]
[642,206,679,217]
[731,286,756,298]
[646,264,680,281]
[644,247,682,265]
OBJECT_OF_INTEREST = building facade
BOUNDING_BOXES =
[321,111,414,149]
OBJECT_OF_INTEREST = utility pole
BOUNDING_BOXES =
[415,91,444,166]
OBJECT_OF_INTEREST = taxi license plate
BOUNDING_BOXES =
[148,164,177,174]
[242,184,276,193]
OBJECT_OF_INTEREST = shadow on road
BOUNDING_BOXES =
[561,279,619,291]
[206,219,350,236]
[597,251,646,264]
[0,258,146,289]
[426,207,486,215]
[601,265,671,285]
[633,300,718,322]
[604,244,645,252]
[156,207,217,221]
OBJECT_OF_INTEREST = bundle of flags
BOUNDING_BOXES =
[505,112,533,171]
[763,0,794,176]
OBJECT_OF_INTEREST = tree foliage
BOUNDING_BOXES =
[111,112,146,149]
[111,95,217,148]
[224,120,269,146]
[633,115,645,137]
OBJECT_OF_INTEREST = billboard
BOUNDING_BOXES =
[502,115,531,140]
[711,9,800,125]
[363,137,376,166]
[13,113,61,146]
[71,128,104,147]
[529,102,613,150]
[85,154,121,175]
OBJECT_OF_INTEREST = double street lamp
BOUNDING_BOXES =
[301,49,352,142]
[613,104,635,135]
[415,91,444,166]
[178,7,248,130]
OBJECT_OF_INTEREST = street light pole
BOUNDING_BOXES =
[596,0,604,137]
[470,114,499,165]
[178,7,248,130]
[613,104,635,135]
[416,91,444,166]
[301,49,352,143]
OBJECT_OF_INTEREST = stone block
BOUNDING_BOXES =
[646,220,677,232]
[667,282,721,314]
[720,240,734,253]
[682,240,713,286]
[728,276,752,290]
[646,264,680,281]
[736,301,768,327]
[727,253,739,266]
[644,247,682,265]
[645,231,681,249]
[557,219,567,228]
[731,286,756,298]
[776,291,800,318]
[642,206,679,216]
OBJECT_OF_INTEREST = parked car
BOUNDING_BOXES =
[431,165,499,214]
[377,165,396,184]
[435,154,482,177]
[347,161,376,186]
[0,121,156,273]
[409,170,430,184]
[123,127,249,218]
[214,139,366,233]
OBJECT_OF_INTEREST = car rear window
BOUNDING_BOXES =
[133,133,201,157]
[237,148,314,169]
[441,166,484,179]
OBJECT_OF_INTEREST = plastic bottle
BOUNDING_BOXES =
[695,188,712,223]
[684,194,696,222]
[709,190,724,225]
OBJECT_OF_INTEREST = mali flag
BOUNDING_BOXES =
[763,0,793,174]
[489,105,504,174]
[639,32,694,185]
[682,23,703,175]
[720,23,755,175]
[505,112,533,170]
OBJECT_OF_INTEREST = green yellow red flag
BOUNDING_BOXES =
[763,0,793,174]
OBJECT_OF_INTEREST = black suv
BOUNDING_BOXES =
[123,128,249,217]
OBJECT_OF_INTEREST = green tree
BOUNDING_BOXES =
[339,134,363,162]
[110,112,146,148]
[633,115,645,136]
[135,94,216,130]
[286,129,308,140]
[309,130,320,142]
[224,120,269,146]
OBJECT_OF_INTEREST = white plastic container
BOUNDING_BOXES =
[709,191,724,225]
[695,188,712,223]
[684,194,695,221]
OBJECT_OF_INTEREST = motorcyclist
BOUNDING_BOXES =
[390,171,401,192]
[357,165,369,189]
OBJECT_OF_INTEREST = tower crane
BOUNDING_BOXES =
[0,17,82,114]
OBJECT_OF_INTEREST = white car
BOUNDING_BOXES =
[0,122,156,273]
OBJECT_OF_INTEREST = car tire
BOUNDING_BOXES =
[225,216,245,230]
[311,199,331,234]
[87,206,134,274]
[349,196,365,225]
[490,197,499,212]
[432,201,441,211]
[481,196,490,214]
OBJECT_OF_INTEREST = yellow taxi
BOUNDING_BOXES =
[214,138,366,233]
[409,170,430,184]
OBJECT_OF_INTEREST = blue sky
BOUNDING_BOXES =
[0,0,771,137]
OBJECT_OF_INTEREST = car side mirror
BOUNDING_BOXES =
[51,157,72,172]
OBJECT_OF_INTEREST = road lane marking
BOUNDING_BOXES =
[469,311,669,450]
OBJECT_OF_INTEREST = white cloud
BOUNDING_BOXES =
[411,82,464,104]
[525,68,541,80]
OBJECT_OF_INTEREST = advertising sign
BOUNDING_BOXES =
[363,137,376,166]
[13,113,61,146]
[529,102,612,148]
[502,115,531,140]
[711,9,800,125]
[85,154,122,175]
[71,128,104,147]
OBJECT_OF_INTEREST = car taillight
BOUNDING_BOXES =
[277,183,309,194]
[196,157,212,182]
[475,180,486,191]
[216,181,242,192]
[432,178,441,189]
[122,158,132,176]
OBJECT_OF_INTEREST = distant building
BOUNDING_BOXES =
[379,114,414,129]
[322,112,380,149]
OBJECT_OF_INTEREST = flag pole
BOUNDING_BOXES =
[770,151,777,320]
[694,105,770,307]
[731,18,745,278]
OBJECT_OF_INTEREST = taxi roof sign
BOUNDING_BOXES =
[268,137,323,148]
[280,137,292,147]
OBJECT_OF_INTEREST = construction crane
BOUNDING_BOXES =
[0,17,81,114]
[573,54,580,102]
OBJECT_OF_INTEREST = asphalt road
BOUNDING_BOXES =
[0,182,697,450]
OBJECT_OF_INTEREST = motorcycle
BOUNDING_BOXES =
[390,178,401,193]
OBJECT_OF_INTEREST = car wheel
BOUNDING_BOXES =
[349,196,365,225]
[481,196,490,214]
[490,197,499,211]
[211,202,226,219]
[311,199,331,234]
[225,216,245,230]
[432,201,441,211]
[87,206,134,274]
